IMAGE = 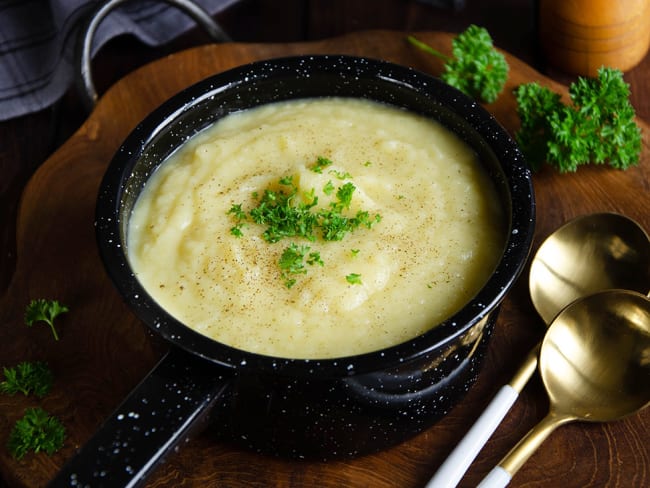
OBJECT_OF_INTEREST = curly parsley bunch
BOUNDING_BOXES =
[441,25,509,104]
[7,407,65,459]
[515,67,642,172]
[408,25,509,104]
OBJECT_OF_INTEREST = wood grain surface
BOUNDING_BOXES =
[0,31,648,488]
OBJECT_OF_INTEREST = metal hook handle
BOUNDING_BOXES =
[75,0,231,113]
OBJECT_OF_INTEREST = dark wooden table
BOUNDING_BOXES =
[1,1,649,487]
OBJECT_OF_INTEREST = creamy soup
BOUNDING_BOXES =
[127,98,505,359]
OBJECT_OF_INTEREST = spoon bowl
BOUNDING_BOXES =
[541,289,650,421]
[478,289,650,487]
[530,212,650,324]
[427,212,650,488]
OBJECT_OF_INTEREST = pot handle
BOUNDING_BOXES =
[47,347,232,487]
[75,0,231,112]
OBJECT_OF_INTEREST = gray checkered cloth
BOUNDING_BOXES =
[0,0,235,121]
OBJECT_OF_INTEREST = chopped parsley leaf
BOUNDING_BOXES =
[310,156,333,173]
[230,225,245,237]
[307,251,324,267]
[227,203,247,221]
[228,203,249,237]
[329,169,353,180]
[335,182,356,209]
[248,181,319,243]
[279,243,323,288]
[346,273,363,285]
[323,180,335,195]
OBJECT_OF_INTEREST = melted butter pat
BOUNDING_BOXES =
[127,98,505,359]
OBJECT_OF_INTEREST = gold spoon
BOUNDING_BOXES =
[477,289,650,487]
[427,213,650,488]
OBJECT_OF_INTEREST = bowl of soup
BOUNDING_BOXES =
[54,55,534,485]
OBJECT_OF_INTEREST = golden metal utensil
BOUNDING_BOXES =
[478,289,650,487]
[427,213,650,488]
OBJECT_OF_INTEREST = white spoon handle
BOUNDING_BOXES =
[425,385,518,488]
[476,466,512,488]
[426,344,540,488]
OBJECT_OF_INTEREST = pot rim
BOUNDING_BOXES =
[95,54,535,378]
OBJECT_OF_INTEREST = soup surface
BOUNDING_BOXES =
[127,98,505,358]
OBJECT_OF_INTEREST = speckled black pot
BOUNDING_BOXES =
[52,55,534,487]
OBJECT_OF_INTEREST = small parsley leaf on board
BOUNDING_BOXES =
[7,407,65,459]
[24,299,69,341]
[0,361,53,398]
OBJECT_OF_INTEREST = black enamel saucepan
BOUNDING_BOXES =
[49,55,535,487]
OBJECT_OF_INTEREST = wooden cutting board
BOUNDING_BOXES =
[1,31,648,488]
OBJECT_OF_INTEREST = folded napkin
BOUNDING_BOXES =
[0,0,236,121]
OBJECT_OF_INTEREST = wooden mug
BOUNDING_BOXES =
[538,0,650,76]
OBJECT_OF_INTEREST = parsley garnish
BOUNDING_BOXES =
[307,251,324,267]
[336,182,355,208]
[0,362,53,398]
[311,156,333,173]
[279,243,323,288]
[328,169,353,180]
[230,225,245,238]
[323,180,335,195]
[233,176,379,243]
[7,407,65,459]
[407,25,508,103]
[248,178,319,243]
[346,273,363,285]
[228,203,248,237]
[515,67,642,172]
[228,157,382,288]
[24,299,69,341]
[227,203,247,220]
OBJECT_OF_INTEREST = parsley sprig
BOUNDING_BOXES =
[7,407,66,459]
[515,67,642,172]
[407,25,509,103]
[0,361,53,398]
[24,299,69,341]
